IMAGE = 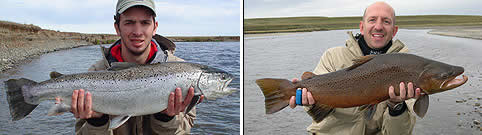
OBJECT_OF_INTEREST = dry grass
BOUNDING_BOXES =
[0,20,41,33]
[244,15,482,34]
[168,36,240,42]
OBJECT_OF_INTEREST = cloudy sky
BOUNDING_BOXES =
[0,0,240,36]
[245,0,482,18]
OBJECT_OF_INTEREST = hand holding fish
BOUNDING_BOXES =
[63,87,206,119]
[161,87,204,117]
[55,89,104,119]
[71,89,104,119]
[289,78,314,109]
[288,80,424,109]
[388,82,423,104]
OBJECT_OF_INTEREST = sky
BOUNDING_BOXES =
[0,0,240,36]
[245,0,482,19]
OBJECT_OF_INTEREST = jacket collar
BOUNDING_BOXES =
[345,31,406,57]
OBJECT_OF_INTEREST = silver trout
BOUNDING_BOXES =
[5,62,233,129]
[256,53,468,122]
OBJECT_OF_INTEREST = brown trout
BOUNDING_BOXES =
[256,53,468,122]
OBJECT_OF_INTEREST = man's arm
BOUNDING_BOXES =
[380,82,420,135]
[149,87,200,134]
[150,107,196,134]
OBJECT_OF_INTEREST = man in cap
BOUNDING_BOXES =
[64,0,202,134]
[289,2,420,135]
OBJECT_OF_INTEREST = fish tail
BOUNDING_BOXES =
[5,78,39,121]
[255,78,296,114]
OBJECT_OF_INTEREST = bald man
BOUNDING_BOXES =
[289,2,419,135]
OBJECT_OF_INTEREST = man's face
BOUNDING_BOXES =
[359,3,398,49]
[115,7,158,55]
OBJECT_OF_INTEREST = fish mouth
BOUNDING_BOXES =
[221,78,233,91]
[440,72,468,90]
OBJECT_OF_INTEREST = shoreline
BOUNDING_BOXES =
[0,40,92,72]
[0,39,241,73]
[244,25,482,40]
[0,20,240,73]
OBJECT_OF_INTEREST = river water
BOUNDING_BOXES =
[0,42,240,134]
[244,29,481,135]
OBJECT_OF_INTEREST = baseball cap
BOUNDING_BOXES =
[116,0,156,15]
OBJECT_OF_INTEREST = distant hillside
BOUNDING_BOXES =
[0,20,119,45]
[244,15,482,34]
[0,20,239,44]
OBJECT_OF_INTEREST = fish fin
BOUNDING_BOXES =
[348,55,375,70]
[108,62,139,71]
[109,115,131,130]
[49,71,64,79]
[255,78,295,114]
[301,72,316,80]
[413,94,429,118]
[308,104,334,123]
[362,104,376,120]
[5,78,39,121]
[47,103,71,116]
[185,95,200,114]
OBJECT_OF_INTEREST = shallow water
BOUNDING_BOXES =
[0,42,240,134]
[244,29,481,134]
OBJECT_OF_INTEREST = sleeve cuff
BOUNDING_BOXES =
[388,101,407,117]
[85,114,109,127]
[154,112,175,122]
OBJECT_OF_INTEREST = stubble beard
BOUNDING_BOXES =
[122,39,149,56]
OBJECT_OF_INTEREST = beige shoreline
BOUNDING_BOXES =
[425,26,482,40]
[244,25,482,40]
[0,39,92,72]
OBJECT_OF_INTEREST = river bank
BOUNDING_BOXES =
[245,25,482,40]
[0,20,118,72]
[425,26,482,40]
[0,20,240,72]
[244,15,482,34]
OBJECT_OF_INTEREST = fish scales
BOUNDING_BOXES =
[5,62,233,129]
[296,59,421,107]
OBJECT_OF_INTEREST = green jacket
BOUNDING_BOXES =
[75,38,194,135]
[306,31,417,135]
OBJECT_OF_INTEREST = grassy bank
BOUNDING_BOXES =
[244,15,482,34]
[169,36,240,42]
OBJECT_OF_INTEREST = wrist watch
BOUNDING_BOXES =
[388,101,406,111]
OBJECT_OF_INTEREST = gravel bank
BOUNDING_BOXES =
[0,39,91,72]
[427,26,482,40]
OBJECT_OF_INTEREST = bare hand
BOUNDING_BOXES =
[161,87,204,116]
[289,78,315,109]
[388,82,423,104]
[64,89,103,119]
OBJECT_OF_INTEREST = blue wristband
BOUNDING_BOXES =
[296,88,302,105]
